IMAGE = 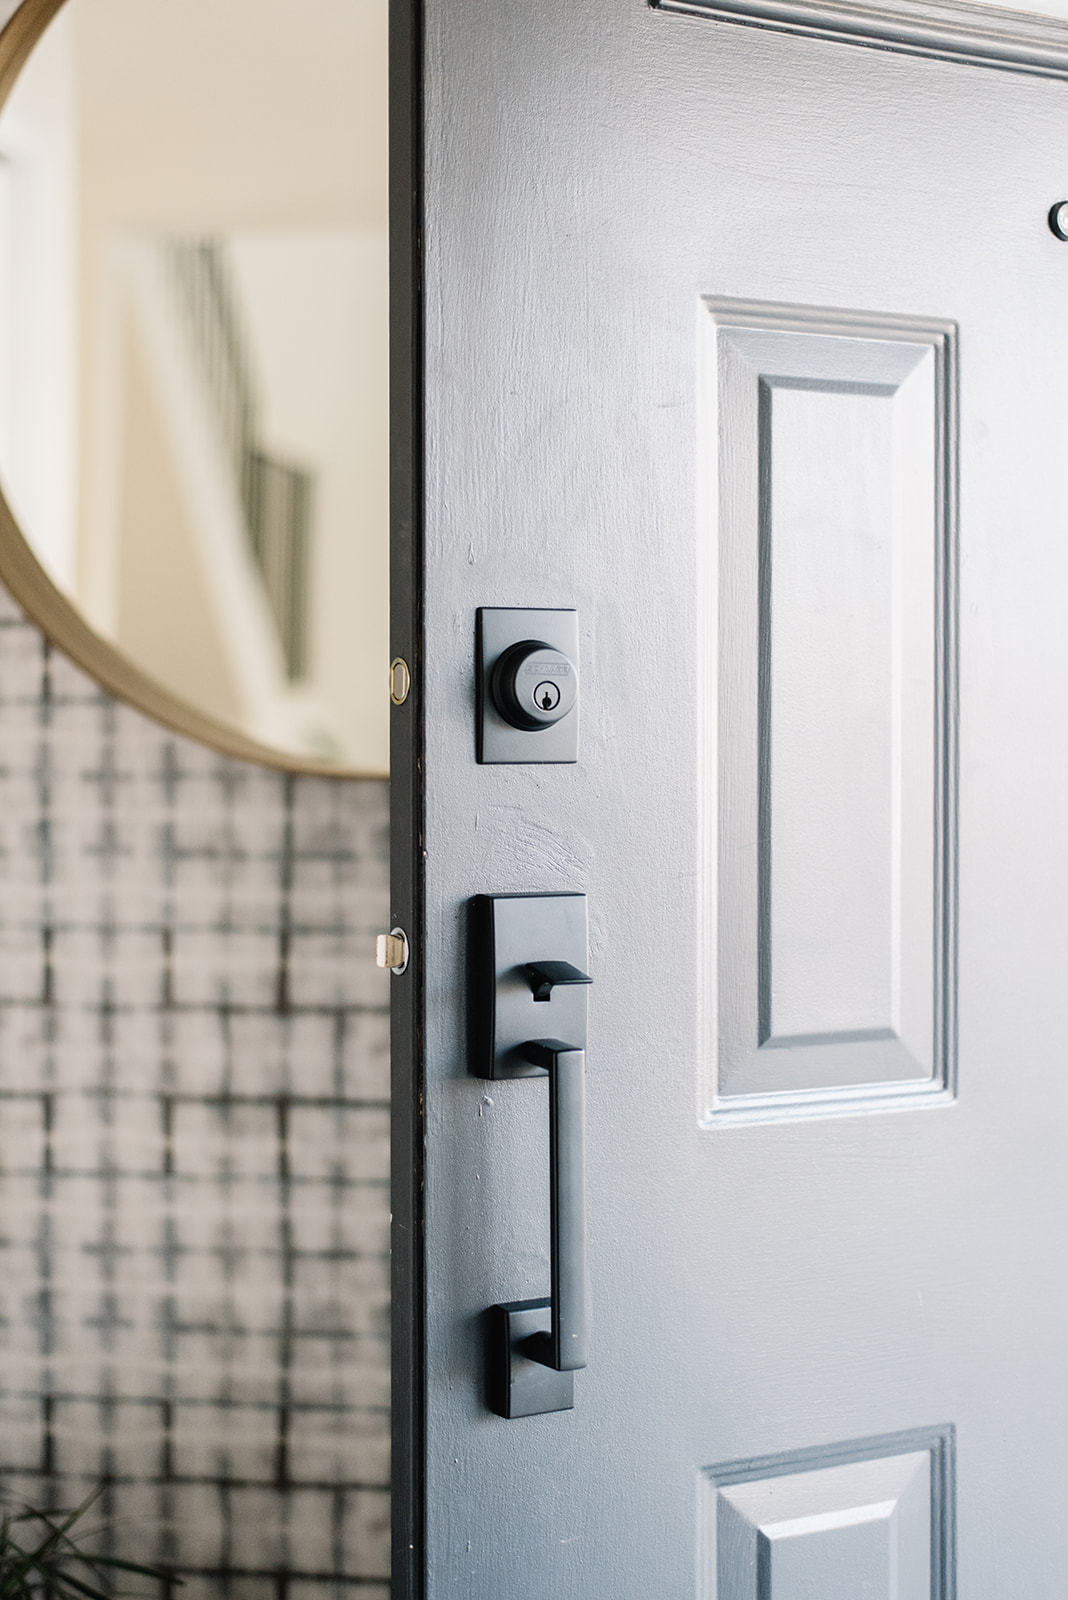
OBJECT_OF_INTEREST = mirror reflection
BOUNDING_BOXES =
[0,0,389,772]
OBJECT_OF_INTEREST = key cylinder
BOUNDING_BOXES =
[492,640,578,730]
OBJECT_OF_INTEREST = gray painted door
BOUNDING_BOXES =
[412,0,1068,1593]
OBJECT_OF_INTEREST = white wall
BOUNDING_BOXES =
[73,0,387,231]
[0,5,79,593]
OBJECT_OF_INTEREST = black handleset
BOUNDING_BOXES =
[474,612,589,1417]
[471,893,592,1418]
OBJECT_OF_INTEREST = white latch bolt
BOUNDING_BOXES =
[376,928,410,973]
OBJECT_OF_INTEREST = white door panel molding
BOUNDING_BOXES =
[699,301,958,1121]
[655,0,1068,82]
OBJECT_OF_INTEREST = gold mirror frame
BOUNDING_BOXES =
[0,0,387,778]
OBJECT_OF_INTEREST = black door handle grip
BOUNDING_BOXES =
[521,1038,587,1373]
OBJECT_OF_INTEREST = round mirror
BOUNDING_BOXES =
[0,0,389,774]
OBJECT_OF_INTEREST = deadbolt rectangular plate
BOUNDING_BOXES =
[477,608,579,764]
[469,892,589,1080]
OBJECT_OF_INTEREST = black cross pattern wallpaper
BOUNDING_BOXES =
[0,587,391,1597]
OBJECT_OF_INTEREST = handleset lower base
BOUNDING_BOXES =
[486,1300,575,1419]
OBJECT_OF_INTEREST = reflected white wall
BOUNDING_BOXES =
[0,0,390,772]
[229,232,390,774]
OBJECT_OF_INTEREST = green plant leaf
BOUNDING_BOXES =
[74,1558,176,1581]
[41,1567,114,1600]
[0,1492,101,1599]
[0,1486,177,1598]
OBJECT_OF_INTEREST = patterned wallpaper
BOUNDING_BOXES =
[0,587,391,1598]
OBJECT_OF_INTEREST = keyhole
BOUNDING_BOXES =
[534,681,561,713]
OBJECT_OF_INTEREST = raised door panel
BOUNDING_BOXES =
[701,1432,955,1600]
[700,303,957,1119]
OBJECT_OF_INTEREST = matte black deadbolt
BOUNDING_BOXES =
[477,609,580,764]
[492,640,578,731]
